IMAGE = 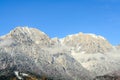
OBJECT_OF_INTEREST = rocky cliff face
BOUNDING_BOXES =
[60,33,113,53]
[0,27,120,80]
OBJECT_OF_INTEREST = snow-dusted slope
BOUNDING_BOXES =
[71,52,120,75]
[0,27,120,80]
[0,27,93,80]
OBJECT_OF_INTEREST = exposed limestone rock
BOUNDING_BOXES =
[8,27,51,47]
[61,32,113,53]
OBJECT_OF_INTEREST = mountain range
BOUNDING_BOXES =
[0,27,120,80]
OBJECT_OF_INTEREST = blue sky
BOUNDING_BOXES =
[0,0,120,45]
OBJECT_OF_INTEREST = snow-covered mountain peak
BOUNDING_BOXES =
[64,32,106,40]
[87,34,106,40]
[61,32,112,53]
[0,27,51,46]
[10,26,46,35]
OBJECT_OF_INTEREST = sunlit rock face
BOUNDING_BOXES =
[9,27,51,46]
[60,32,113,53]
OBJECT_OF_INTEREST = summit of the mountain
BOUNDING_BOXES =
[1,27,51,46]
[10,27,46,35]
[61,32,113,53]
